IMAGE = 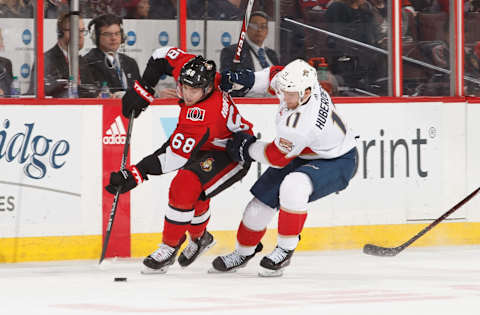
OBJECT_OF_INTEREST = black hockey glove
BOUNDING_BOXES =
[105,166,146,194]
[220,69,254,97]
[226,132,256,163]
[122,80,155,119]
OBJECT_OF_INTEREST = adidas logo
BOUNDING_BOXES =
[103,116,126,145]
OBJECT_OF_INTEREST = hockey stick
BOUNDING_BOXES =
[99,112,135,264]
[232,0,255,70]
[363,187,480,257]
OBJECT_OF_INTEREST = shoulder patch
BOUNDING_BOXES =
[278,137,293,152]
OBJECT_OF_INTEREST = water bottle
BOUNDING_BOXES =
[99,81,111,98]
[10,76,20,98]
[317,57,329,81]
[317,57,333,95]
[67,76,78,98]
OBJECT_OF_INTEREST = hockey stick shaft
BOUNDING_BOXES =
[232,0,255,68]
[364,186,480,257]
[99,112,135,264]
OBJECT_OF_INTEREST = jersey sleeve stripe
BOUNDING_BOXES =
[265,142,295,167]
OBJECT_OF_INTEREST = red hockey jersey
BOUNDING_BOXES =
[149,47,254,173]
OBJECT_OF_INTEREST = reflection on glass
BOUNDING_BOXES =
[464,8,480,96]
[402,3,452,96]
[188,0,244,20]
[0,10,34,98]
[297,0,389,96]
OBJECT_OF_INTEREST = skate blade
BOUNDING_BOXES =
[140,266,169,274]
[207,267,237,274]
[258,267,283,277]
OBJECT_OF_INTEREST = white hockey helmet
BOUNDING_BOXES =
[276,59,317,100]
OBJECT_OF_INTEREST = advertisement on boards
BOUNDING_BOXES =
[129,101,470,235]
[102,104,131,258]
[0,106,102,238]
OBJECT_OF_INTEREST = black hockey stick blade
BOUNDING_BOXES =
[99,112,135,264]
[363,186,480,257]
[363,244,404,257]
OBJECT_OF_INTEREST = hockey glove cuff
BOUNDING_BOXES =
[226,132,257,163]
[220,69,254,97]
[105,165,146,195]
[122,80,155,119]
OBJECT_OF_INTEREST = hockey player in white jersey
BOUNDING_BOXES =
[211,59,358,276]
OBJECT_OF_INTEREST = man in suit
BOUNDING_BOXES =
[0,56,13,97]
[220,11,280,73]
[29,12,97,98]
[84,14,140,96]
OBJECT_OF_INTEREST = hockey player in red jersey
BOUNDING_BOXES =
[105,47,254,274]
[211,59,358,276]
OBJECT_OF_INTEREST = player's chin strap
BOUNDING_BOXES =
[296,88,313,107]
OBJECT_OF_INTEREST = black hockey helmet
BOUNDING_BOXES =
[179,56,216,90]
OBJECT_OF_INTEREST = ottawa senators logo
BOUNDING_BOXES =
[200,157,214,172]
[186,107,205,121]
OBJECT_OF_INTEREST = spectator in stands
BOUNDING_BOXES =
[188,0,244,20]
[0,0,33,18]
[0,26,4,51]
[465,0,480,12]
[433,0,449,12]
[83,0,124,18]
[325,0,386,94]
[299,0,331,11]
[418,21,450,95]
[407,0,434,12]
[402,0,417,42]
[0,27,13,97]
[326,0,375,48]
[220,11,279,72]
[149,0,177,19]
[44,0,69,18]
[84,14,141,96]
[38,12,97,98]
[465,41,480,95]
[124,0,150,19]
[0,56,13,97]
[367,0,388,47]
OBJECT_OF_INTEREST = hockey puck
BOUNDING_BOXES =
[114,277,127,282]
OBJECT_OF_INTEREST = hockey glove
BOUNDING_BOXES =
[226,132,256,163]
[220,69,254,97]
[122,80,155,119]
[105,166,146,194]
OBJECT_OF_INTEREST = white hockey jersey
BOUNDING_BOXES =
[249,66,357,168]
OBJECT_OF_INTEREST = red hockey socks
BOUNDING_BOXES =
[278,208,307,237]
[188,199,211,240]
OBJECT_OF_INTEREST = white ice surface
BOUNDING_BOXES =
[1,246,480,315]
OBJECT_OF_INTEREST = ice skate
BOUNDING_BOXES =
[209,242,263,273]
[258,246,295,277]
[141,235,186,274]
[178,230,216,267]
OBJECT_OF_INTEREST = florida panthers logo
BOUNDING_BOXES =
[186,107,205,121]
[200,157,214,172]
[278,137,293,152]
